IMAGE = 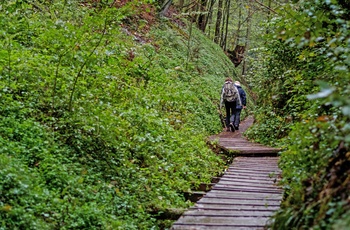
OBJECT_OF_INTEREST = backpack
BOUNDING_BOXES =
[223,82,238,102]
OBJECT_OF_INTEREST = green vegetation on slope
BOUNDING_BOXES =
[0,0,238,229]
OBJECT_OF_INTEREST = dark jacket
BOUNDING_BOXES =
[236,85,246,109]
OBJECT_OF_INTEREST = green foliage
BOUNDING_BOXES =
[244,0,350,229]
[0,0,237,229]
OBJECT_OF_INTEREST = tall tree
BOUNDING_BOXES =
[214,0,223,44]
[242,0,252,75]
[235,1,242,46]
[221,0,231,50]
[206,0,216,37]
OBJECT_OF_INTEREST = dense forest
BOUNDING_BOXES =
[0,0,349,229]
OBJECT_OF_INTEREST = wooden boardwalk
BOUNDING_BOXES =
[171,117,282,230]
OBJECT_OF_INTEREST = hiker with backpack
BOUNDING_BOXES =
[231,81,246,130]
[220,78,241,132]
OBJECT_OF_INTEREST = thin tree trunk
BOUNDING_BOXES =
[219,0,227,48]
[235,1,242,46]
[206,0,216,37]
[214,0,223,44]
[266,0,271,34]
[242,0,252,75]
[223,0,231,50]
[159,0,173,17]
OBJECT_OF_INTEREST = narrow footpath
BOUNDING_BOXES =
[171,116,282,230]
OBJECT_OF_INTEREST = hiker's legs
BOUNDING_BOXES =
[233,109,242,128]
[225,101,236,128]
[230,102,236,123]
[224,102,231,127]
[229,114,235,124]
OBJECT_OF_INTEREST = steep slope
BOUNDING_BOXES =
[0,1,240,229]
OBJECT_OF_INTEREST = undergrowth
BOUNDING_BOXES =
[244,1,350,229]
[0,0,238,229]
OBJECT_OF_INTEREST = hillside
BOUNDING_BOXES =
[0,1,243,229]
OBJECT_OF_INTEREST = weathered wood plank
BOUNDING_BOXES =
[206,190,282,200]
[225,173,279,182]
[174,216,270,225]
[172,225,269,230]
[218,177,279,185]
[203,192,282,200]
[193,203,280,211]
[212,186,282,194]
[226,167,280,172]
[197,197,281,206]
[223,172,280,178]
[213,181,281,189]
[227,147,280,153]
[184,209,275,217]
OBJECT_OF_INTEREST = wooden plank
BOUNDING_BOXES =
[231,164,279,168]
[212,186,282,194]
[230,166,280,170]
[203,192,282,201]
[234,161,279,165]
[233,160,279,164]
[224,169,280,175]
[235,157,278,160]
[222,175,279,182]
[197,197,281,206]
[172,225,268,230]
[184,209,275,217]
[214,181,281,189]
[174,216,269,225]
[227,167,281,173]
[218,177,279,185]
[227,146,279,153]
[193,203,280,211]
[207,190,283,199]
[227,147,280,152]
[223,172,279,179]
[212,179,281,188]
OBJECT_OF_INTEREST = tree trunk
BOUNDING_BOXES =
[206,0,216,37]
[219,0,227,48]
[197,0,208,32]
[222,0,231,50]
[214,0,223,44]
[235,1,242,46]
[266,0,272,34]
[242,0,252,75]
[159,0,173,17]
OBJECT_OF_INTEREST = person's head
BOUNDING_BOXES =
[234,81,241,86]
[225,77,233,82]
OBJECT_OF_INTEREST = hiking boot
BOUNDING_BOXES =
[234,125,239,130]
[229,123,235,132]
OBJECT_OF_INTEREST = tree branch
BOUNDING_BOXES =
[253,0,277,14]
